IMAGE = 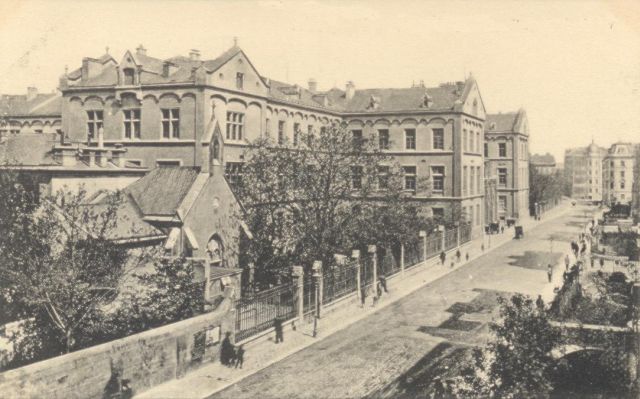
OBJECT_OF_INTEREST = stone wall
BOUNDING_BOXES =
[0,297,235,399]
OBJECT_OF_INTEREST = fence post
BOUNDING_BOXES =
[456,226,461,247]
[368,245,377,289]
[248,262,255,288]
[312,261,323,318]
[439,225,446,252]
[352,249,361,301]
[419,230,427,262]
[400,243,405,277]
[291,265,304,324]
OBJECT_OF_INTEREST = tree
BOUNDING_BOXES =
[529,166,565,215]
[453,294,561,398]
[235,123,433,282]
[0,179,150,365]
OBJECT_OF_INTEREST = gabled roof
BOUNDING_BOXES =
[0,93,61,117]
[89,194,165,242]
[339,84,464,113]
[202,45,243,72]
[530,153,556,166]
[486,112,519,132]
[126,166,201,216]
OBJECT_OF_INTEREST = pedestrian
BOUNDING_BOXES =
[536,295,545,311]
[220,332,233,366]
[234,345,245,369]
[376,280,383,298]
[481,244,485,252]
[564,254,570,271]
[599,257,605,269]
[378,275,388,293]
[440,251,446,265]
[501,225,505,234]
[274,317,283,343]
[360,286,367,308]
[465,253,469,262]
[456,249,461,262]
[547,264,553,283]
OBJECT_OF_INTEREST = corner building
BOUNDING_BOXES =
[59,44,487,237]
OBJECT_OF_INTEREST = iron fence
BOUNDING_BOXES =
[425,234,442,259]
[303,278,318,320]
[459,223,472,244]
[380,247,402,277]
[235,283,296,341]
[444,228,458,251]
[322,260,359,304]
[404,240,424,268]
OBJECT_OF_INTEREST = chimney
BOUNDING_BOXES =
[308,78,317,92]
[163,62,171,78]
[189,49,201,61]
[136,44,147,56]
[26,86,38,101]
[346,81,355,101]
[81,58,89,80]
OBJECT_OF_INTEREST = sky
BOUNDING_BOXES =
[0,0,639,161]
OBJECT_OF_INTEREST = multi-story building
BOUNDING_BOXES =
[564,142,606,202]
[58,43,488,236]
[0,87,61,136]
[484,110,529,222]
[603,142,634,205]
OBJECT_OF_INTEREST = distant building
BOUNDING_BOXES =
[530,153,556,175]
[0,87,62,136]
[484,109,529,222]
[603,142,634,205]
[564,142,606,202]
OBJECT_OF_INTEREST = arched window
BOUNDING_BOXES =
[206,234,224,266]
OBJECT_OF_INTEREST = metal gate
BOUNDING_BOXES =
[235,283,296,341]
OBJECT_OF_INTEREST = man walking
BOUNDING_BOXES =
[564,254,570,271]
[440,251,446,265]
[536,295,545,311]
[547,264,553,283]
[274,317,284,343]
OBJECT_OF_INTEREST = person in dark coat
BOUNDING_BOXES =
[440,251,446,265]
[378,276,388,293]
[220,332,233,366]
[547,264,553,283]
[455,249,461,262]
[274,317,284,343]
[234,345,245,369]
[536,295,545,311]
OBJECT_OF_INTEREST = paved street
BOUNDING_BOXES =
[211,205,595,399]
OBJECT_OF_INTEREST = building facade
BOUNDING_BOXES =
[58,44,488,236]
[0,87,61,137]
[603,142,634,205]
[484,110,529,222]
[564,142,606,202]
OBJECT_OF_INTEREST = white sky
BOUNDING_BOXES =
[1,0,639,161]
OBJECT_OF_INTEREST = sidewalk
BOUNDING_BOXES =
[136,201,578,399]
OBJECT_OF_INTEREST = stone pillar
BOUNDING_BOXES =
[419,230,427,262]
[352,249,361,300]
[312,261,323,318]
[456,225,461,247]
[439,225,446,251]
[291,265,304,323]
[400,244,405,277]
[369,245,377,289]
[248,262,255,288]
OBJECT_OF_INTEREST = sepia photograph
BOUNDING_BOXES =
[0,0,639,398]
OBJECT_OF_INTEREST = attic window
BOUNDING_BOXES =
[420,93,433,108]
[366,95,380,111]
[123,68,135,85]
[490,123,496,130]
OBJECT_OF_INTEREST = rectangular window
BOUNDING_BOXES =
[621,181,625,189]
[432,128,444,150]
[463,130,467,152]
[484,143,488,157]
[225,162,244,187]
[432,207,444,218]
[87,110,103,141]
[621,161,626,167]
[352,129,363,150]
[463,166,468,196]
[431,166,444,192]
[123,68,135,85]
[469,131,474,153]
[226,111,244,141]
[476,132,480,152]
[403,166,417,191]
[498,168,507,187]
[123,109,141,139]
[351,166,363,189]
[498,143,507,157]
[293,123,300,146]
[470,167,475,195]
[265,118,271,135]
[405,129,416,150]
[236,72,244,89]
[377,166,389,190]
[278,120,285,145]
[378,129,389,150]
[477,166,481,194]
[156,160,181,168]
[499,196,507,212]
[161,108,180,139]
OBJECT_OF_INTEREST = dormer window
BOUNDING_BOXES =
[236,72,244,90]
[123,68,135,85]
[421,93,433,108]
[366,95,380,111]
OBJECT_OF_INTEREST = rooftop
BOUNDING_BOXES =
[0,91,62,117]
